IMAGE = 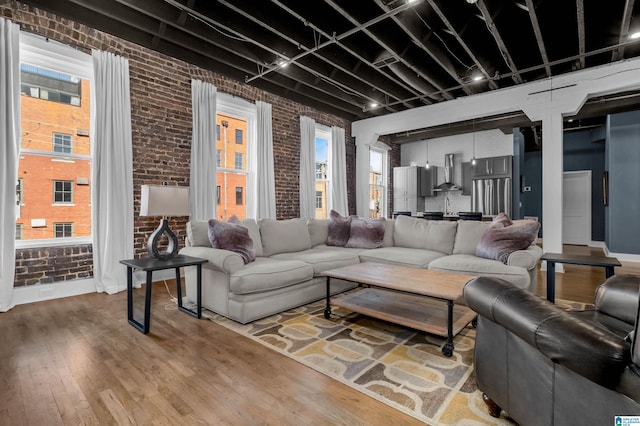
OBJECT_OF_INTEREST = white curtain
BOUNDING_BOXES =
[330,126,348,216]
[299,116,316,218]
[256,101,276,219]
[0,18,20,312]
[91,50,134,294]
[190,79,217,221]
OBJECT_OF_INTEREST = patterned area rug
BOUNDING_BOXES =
[202,295,589,425]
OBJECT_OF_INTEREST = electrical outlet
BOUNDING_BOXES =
[523,186,532,192]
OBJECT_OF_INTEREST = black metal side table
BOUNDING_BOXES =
[540,252,621,303]
[120,255,208,334]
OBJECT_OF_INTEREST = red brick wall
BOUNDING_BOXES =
[3,0,355,287]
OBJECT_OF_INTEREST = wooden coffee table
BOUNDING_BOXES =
[321,262,476,357]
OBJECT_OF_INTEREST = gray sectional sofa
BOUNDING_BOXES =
[179,215,542,324]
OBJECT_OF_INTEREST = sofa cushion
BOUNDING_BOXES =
[260,218,312,256]
[187,219,262,256]
[271,246,362,276]
[345,217,386,249]
[358,247,446,269]
[476,214,540,264]
[308,218,329,247]
[428,254,530,289]
[230,258,313,295]
[393,215,457,254]
[453,220,491,255]
[327,210,353,247]
[382,218,395,247]
[187,220,211,247]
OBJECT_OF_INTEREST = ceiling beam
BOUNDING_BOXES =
[269,0,425,108]
[215,0,414,112]
[576,0,586,69]
[372,0,472,97]
[475,0,524,84]
[426,0,498,90]
[525,0,551,77]
[613,0,636,61]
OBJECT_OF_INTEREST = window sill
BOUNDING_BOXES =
[15,237,92,249]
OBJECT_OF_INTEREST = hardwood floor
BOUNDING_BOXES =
[1,247,637,425]
[534,245,640,303]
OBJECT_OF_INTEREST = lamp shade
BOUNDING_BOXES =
[140,185,190,217]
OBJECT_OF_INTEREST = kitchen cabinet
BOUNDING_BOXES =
[473,155,512,178]
[393,166,434,214]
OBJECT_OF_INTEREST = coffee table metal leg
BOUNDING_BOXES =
[324,276,332,319]
[442,300,454,357]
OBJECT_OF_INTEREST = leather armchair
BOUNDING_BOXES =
[463,274,640,425]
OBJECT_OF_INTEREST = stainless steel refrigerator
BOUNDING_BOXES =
[471,177,512,217]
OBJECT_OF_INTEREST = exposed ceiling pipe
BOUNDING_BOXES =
[246,0,423,83]
[269,0,428,108]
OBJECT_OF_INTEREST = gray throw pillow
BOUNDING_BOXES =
[476,213,539,264]
[327,210,353,247]
[208,215,256,264]
[345,217,386,249]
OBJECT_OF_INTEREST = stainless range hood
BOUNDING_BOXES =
[434,153,461,191]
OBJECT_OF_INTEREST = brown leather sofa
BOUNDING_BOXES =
[463,274,640,425]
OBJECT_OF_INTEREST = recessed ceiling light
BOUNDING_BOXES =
[466,0,478,3]
[630,32,640,40]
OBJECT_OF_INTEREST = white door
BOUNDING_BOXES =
[563,171,592,245]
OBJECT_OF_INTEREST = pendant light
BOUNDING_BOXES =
[425,141,430,169]
[471,119,477,166]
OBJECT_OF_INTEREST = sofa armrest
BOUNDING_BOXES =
[179,246,245,274]
[464,276,631,390]
[506,244,542,270]
[595,274,640,326]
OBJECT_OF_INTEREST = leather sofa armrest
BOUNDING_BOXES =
[595,274,640,326]
[179,246,245,274]
[464,276,631,390]
[506,244,542,270]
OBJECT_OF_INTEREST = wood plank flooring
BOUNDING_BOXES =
[1,246,638,425]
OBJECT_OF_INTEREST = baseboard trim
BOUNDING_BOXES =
[13,269,178,306]
[13,278,97,305]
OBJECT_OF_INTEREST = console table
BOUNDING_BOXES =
[120,255,207,334]
[541,252,621,303]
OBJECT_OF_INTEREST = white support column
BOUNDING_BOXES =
[540,112,565,259]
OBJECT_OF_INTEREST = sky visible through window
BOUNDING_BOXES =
[315,137,328,163]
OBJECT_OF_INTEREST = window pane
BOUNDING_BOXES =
[53,133,72,153]
[216,150,221,167]
[216,112,248,220]
[54,222,73,238]
[19,64,91,240]
[235,129,243,144]
[216,124,220,141]
[369,150,386,219]
[15,224,23,240]
[234,153,243,170]
[235,187,243,205]
[216,186,221,205]
[314,134,330,219]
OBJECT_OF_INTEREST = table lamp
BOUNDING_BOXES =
[140,184,190,260]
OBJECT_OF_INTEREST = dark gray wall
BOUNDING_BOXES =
[563,127,606,241]
[521,149,543,236]
[606,111,640,254]
[520,125,607,241]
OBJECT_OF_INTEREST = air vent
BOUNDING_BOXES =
[372,55,399,68]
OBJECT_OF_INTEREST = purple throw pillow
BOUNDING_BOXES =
[327,210,353,247]
[345,217,386,249]
[476,213,539,264]
[208,215,256,264]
